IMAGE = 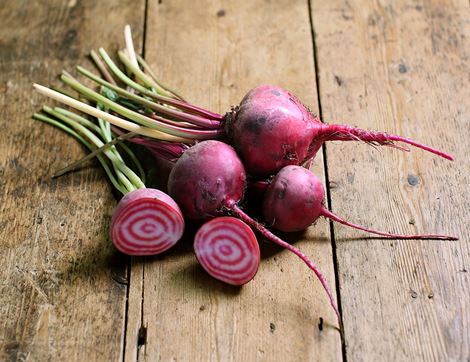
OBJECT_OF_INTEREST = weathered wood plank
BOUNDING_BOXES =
[0,1,145,360]
[124,0,343,360]
[311,0,469,360]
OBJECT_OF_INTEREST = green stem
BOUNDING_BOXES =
[60,74,158,130]
[43,106,145,190]
[95,50,223,120]
[136,54,186,101]
[76,66,221,129]
[118,141,146,184]
[99,48,152,96]
[33,112,128,194]
[124,24,139,69]
[118,50,174,98]
[117,169,136,193]
[61,73,218,139]
[33,83,190,142]
[54,107,102,134]
[53,131,136,178]
[96,103,113,143]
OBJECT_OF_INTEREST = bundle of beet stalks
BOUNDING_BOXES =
[33,26,457,331]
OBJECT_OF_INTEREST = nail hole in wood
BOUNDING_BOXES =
[138,326,147,346]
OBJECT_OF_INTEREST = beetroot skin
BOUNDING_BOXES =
[227,85,453,176]
[263,165,457,240]
[263,165,325,232]
[227,85,317,176]
[167,140,246,220]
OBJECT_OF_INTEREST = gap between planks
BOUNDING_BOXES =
[307,0,347,360]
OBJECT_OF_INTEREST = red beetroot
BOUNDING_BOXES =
[226,85,453,176]
[194,217,260,285]
[111,188,185,255]
[263,165,457,240]
[167,140,246,220]
[168,140,342,325]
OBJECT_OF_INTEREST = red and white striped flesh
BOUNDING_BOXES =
[111,188,185,255]
[194,217,260,286]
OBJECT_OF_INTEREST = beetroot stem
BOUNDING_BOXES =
[33,84,188,142]
[136,54,186,101]
[124,25,139,70]
[320,208,458,240]
[229,203,342,327]
[90,50,117,85]
[53,131,137,178]
[99,48,224,121]
[33,112,127,194]
[77,66,222,129]
[321,124,454,160]
[60,74,221,139]
[118,50,174,99]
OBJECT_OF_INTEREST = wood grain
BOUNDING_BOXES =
[2,0,468,360]
[124,0,342,361]
[0,1,145,360]
[311,0,469,360]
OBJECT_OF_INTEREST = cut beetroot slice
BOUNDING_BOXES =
[194,217,260,285]
[111,188,185,255]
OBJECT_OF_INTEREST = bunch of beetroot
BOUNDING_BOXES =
[34,26,457,329]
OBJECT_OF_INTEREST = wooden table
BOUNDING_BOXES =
[1,1,468,361]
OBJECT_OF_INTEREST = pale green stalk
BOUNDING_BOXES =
[34,84,189,142]
[43,106,144,190]
[60,74,207,139]
[77,66,170,114]
[54,107,102,134]
[119,142,146,184]
[136,54,186,101]
[99,48,152,95]
[33,113,128,194]
[118,50,173,98]
[52,131,137,178]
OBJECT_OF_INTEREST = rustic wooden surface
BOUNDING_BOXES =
[0,1,145,360]
[130,1,341,361]
[0,0,468,361]
[312,0,469,360]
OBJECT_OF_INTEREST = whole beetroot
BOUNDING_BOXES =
[225,85,317,176]
[167,140,246,220]
[227,85,453,176]
[263,165,457,240]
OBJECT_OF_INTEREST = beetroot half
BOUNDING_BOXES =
[111,188,185,255]
[194,216,260,286]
